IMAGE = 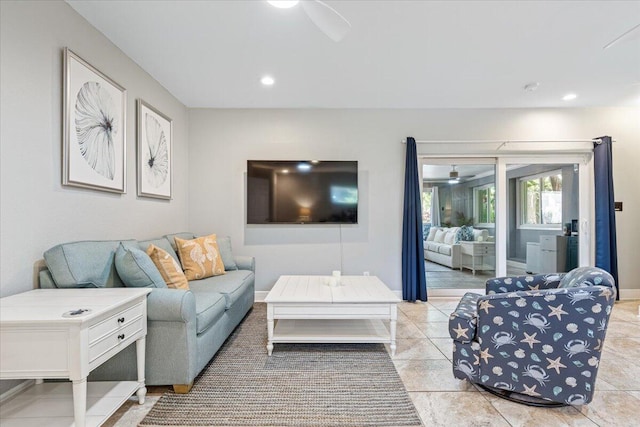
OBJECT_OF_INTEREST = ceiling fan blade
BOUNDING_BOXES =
[301,0,351,42]
[603,23,640,50]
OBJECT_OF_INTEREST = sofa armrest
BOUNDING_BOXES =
[147,288,196,322]
[486,273,565,295]
[448,292,480,342]
[234,256,255,272]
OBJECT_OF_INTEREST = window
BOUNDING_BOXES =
[422,189,432,224]
[473,183,495,226]
[519,170,562,228]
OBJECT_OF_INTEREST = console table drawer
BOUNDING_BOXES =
[89,302,143,344]
[89,317,144,363]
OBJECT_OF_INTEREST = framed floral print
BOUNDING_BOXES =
[137,99,172,199]
[63,48,126,193]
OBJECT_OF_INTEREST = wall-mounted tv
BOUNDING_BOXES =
[247,160,358,224]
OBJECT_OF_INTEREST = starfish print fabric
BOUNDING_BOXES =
[449,268,616,405]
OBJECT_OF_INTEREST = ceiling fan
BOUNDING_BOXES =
[267,0,351,42]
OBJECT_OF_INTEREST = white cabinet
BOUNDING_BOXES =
[526,242,540,274]
[0,288,151,427]
[539,235,568,273]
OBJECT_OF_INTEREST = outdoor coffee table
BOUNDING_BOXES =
[264,275,400,356]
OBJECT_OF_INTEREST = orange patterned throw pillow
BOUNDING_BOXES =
[174,234,226,280]
[146,244,189,290]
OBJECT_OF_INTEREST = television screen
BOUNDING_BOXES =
[247,160,358,224]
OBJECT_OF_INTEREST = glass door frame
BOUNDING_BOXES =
[420,153,593,281]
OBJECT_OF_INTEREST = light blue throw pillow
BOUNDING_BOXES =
[115,243,167,288]
[213,236,238,271]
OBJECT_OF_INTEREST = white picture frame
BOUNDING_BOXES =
[63,48,126,193]
[137,99,172,200]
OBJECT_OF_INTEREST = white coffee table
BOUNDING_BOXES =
[264,275,400,356]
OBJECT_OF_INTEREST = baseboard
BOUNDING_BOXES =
[427,288,484,298]
[619,289,640,300]
[255,291,268,302]
[506,260,526,268]
[0,379,34,403]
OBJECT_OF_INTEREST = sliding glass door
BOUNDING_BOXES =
[421,159,496,290]
[420,154,591,293]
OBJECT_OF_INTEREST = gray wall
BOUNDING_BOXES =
[0,2,190,295]
[188,108,639,296]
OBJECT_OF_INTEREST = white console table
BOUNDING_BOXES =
[0,288,151,427]
[460,241,495,275]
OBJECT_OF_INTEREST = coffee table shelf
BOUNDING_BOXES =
[272,318,391,343]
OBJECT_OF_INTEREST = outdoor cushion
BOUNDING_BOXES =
[189,270,254,310]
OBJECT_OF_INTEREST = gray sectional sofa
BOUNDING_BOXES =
[38,232,255,393]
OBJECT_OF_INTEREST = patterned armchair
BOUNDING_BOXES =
[449,267,616,406]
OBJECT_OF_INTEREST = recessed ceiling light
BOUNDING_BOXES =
[523,82,540,92]
[562,93,577,101]
[281,169,289,174]
[261,76,275,86]
[267,1,299,9]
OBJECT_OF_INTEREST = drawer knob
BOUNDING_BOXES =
[117,317,125,323]
[118,334,125,340]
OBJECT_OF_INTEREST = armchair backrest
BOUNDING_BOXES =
[558,266,615,294]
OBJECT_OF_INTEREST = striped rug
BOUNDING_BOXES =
[140,303,423,427]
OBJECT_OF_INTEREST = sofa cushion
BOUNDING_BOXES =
[139,238,180,262]
[188,288,227,334]
[43,240,135,288]
[434,229,446,243]
[438,245,452,256]
[164,232,196,252]
[456,225,475,243]
[115,243,167,288]
[146,244,189,290]
[188,270,254,310]
[175,234,226,280]
[426,241,440,252]
[426,227,438,242]
[216,236,238,271]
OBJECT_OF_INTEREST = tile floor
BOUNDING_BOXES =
[34,299,640,426]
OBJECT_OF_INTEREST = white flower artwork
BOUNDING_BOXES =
[63,48,126,193]
[137,100,172,199]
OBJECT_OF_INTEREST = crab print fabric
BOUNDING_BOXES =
[450,268,616,405]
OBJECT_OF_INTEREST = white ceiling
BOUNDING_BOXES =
[67,0,640,109]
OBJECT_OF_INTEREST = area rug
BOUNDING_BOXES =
[140,303,423,427]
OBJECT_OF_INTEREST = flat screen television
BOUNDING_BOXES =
[247,160,358,224]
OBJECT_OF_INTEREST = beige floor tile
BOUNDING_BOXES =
[602,337,640,361]
[486,394,597,426]
[609,304,640,323]
[427,298,460,310]
[409,391,508,427]
[103,396,159,427]
[627,390,640,399]
[577,390,640,426]
[393,359,477,392]
[396,320,427,339]
[596,350,640,390]
[416,321,451,338]
[603,321,640,338]
[404,308,451,323]
[429,338,454,360]
[386,338,447,360]
[398,301,433,314]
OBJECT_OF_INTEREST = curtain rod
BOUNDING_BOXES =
[401,139,613,144]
